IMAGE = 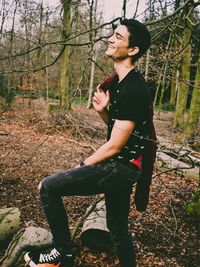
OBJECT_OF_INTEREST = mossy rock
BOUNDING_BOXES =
[0,208,21,247]
[185,190,200,219]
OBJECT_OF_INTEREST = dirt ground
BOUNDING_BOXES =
[0,98,199,267]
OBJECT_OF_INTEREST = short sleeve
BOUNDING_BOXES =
[116,89,150,123]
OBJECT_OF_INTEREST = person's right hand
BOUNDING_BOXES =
[93,85,110,113]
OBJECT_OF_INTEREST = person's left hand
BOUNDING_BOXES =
[93,85,110,112]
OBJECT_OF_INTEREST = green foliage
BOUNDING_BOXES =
[47,91,60,100]
[0,74,16,105]
[164,103,176,112]
[0,74,9,98]
[72,97,87,106]
[16,89,41,99]
[185,189,200,221]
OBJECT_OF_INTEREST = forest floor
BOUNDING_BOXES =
[0,97,199,267]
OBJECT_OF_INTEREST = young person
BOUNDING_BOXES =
[24,18,156,267]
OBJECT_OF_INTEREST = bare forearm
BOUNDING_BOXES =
[98,109,109,125]
[84,141,120,165]
[84,119,135,166]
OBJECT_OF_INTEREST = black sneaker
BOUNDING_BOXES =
[24,247,74,267]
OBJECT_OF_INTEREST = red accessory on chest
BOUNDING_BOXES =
[130,155,142,170]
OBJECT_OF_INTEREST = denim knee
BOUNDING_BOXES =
[38,180,43,191]
[38,179,50,205]
[38,176,53,196]
[38,179,46,194]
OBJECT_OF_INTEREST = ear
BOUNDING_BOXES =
[128,47,139,57]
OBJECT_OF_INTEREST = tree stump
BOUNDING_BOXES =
[81,200,112,251]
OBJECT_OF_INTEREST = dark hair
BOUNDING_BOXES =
[120,19,151,63]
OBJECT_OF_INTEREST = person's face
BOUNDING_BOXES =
[105,25,132,60]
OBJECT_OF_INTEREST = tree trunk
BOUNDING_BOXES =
[158,33,171,114]
[154,33,172,111]
[173,18,193,128]
[86,0,99,109]
[59,0,71,108]
[144,49,150,81]
[184,53,200,139]
[169,68,179,107]
[87,44,100,108]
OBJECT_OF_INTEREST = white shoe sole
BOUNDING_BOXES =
[24,252,37,267]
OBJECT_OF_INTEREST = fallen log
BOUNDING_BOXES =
[156,151,199,180]
[157,136,199,180]
[158,136,200,167]
[81,200,112,251]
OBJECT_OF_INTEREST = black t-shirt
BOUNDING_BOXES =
[107,69,153,167]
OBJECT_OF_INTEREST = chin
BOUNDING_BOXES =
[105,50,114,57]
[105,46,116,55]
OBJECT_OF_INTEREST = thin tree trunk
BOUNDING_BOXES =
[87,44,100,108]
[169,2,181,109]
[184,53,200,139]
[169,67,179,107]
[59,0,71,108]
[45,48,49,103]
[157,33,172,115]
[173,17,193,128]
[153,60,166,108]
[144,49,150,80]
[169,31,181,108]
[0,0,7,42]
[37,0,44,59]
[154,33,172,109]
[87,0,97,109]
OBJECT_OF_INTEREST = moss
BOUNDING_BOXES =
[185,190,200,218]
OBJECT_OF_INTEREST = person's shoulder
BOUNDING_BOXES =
[128,69,147,85]
[124,70,151,97]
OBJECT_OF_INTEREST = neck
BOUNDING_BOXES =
[113,60,135,81]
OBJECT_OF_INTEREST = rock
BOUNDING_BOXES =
[1,226,53,267]
[185,189,200,219]
[0,207,20,247]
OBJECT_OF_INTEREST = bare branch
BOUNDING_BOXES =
[145,0,196,26]
[133,0,140,19]
[0,17,121,62]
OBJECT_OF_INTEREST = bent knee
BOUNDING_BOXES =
[38,180,46,195]
[38,181,42,190]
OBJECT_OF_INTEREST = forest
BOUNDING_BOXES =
[0,0,200,266]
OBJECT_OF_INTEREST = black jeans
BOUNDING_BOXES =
[39,160,140,267]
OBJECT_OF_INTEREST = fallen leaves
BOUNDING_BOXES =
[0,103,199,266]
